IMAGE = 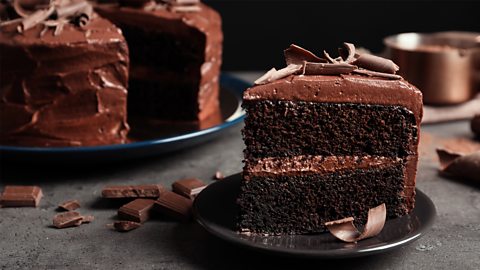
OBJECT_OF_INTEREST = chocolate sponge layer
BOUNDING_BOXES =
[237,165,407,235]
[243,100,418,159]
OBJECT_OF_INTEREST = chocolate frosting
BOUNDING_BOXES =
[95,2,223,121]
[0,13,130,146]
[244,155,401,177]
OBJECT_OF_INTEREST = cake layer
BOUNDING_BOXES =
[0,16,130,147]
[243,100,418,158]
[95,3,223,122]
[238,165,408,235]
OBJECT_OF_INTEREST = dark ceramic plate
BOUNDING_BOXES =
[193,173,436,258]
[0,74,249,163]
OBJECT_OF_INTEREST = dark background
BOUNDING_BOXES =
[204,0,480,70]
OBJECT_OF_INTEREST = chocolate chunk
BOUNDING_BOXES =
[118,199,155,223]
[352,54,399,74]
[471,115,480,137]
[53,212,94,228]
[53,211,83,229]
[0,186,43,207]
[436,148,480,183]
[325,203,386,243]
[284,44,324,65]
[172,178,207,199]
[113,221,142,232]
[102,184,166,198]
[58,199,81,211]
[304,62,356,75]
[154,191,192,222]
[213,171,224,181]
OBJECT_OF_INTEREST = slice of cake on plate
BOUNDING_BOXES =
[95,0,223,124]
[237,43,423,235]
[0,0,129,146]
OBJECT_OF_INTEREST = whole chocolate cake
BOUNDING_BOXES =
[237,43,423,235]
[95,0,223,122]
[0,0,129,146]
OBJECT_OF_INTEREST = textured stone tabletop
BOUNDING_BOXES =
[1,73,479,270]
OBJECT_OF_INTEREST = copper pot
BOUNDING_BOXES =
[384,32,480,105]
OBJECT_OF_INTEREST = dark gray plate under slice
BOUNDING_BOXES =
[193,173,436,258]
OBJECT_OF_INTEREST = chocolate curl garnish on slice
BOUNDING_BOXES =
[17,5,54,33]
[352,68,402,80]
[284,44,325,65]
[254,64,303,85]
[304,62,356,75]
[352,54,400,74]
[325,203,386,243]
[339,42,356,64]
[436,148,480,183]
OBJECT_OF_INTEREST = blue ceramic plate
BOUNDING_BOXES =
[0,74,249,163]
[193,173,436,258]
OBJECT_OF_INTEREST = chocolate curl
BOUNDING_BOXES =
[254,64,303,85]
[339,42,356,64]
[436,148,480,183]
[77,4,93,27]
[171,0,200,4]
[17,5,54,33]
[13,0,50,18]
[304,62,356,75]
[284,44,324,65]
[352,54,400,74]
[169,5,200,12]
[352,68,402,80]
[325,203,386,243]
[323,50,340,63]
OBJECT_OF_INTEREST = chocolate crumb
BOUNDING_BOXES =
[213,171,224,180]
[58,199,81,211]
[112,221,141,232]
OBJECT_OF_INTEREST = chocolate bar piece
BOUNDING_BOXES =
[52,212,94,229]
[102,184,166,198]
[0,186,43,207]
[172,178,207,199]
[113,221,141,232]
[118,199,155,223]
[53,211,83,229]
[154,191,192,222]
[58,200,81,211]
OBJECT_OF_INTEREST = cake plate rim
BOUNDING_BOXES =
[193,172,437,259]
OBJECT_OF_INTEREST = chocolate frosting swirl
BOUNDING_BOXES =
[0,7,130,146]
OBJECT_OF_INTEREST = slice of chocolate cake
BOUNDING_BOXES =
[95,0,222,122]
[0,0,129,147]
[237,43,423,235]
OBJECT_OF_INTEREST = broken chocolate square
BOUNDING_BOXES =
[113,221,141,232]
[172,178,206,199]
[53,211,83,229]
[58,199,81,211]
[0,186,43,207]
[154,191,192,222]
[118,199,155,223]
[102,184,166,198]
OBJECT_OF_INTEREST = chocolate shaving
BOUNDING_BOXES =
[112,221,141,232]
[213,171,224,180]
[58,199,81,211]
[323,50,339,63]
[169,5,201,12]
[17,6,54,33]
[352,69,402,80]
[436,148,480,183]
[254,64,303,85]
[339,42,356,63]
[0,186,43,207]
[325,203,386,243]
[56,1,88,19]
[304,62,356,75]
[284,44,324,65]
[352,54,399,74]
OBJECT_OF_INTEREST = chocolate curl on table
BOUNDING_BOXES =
[325,203,386,243]
[436,148,480,182]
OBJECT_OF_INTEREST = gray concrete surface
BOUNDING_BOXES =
[1,73,479,270]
